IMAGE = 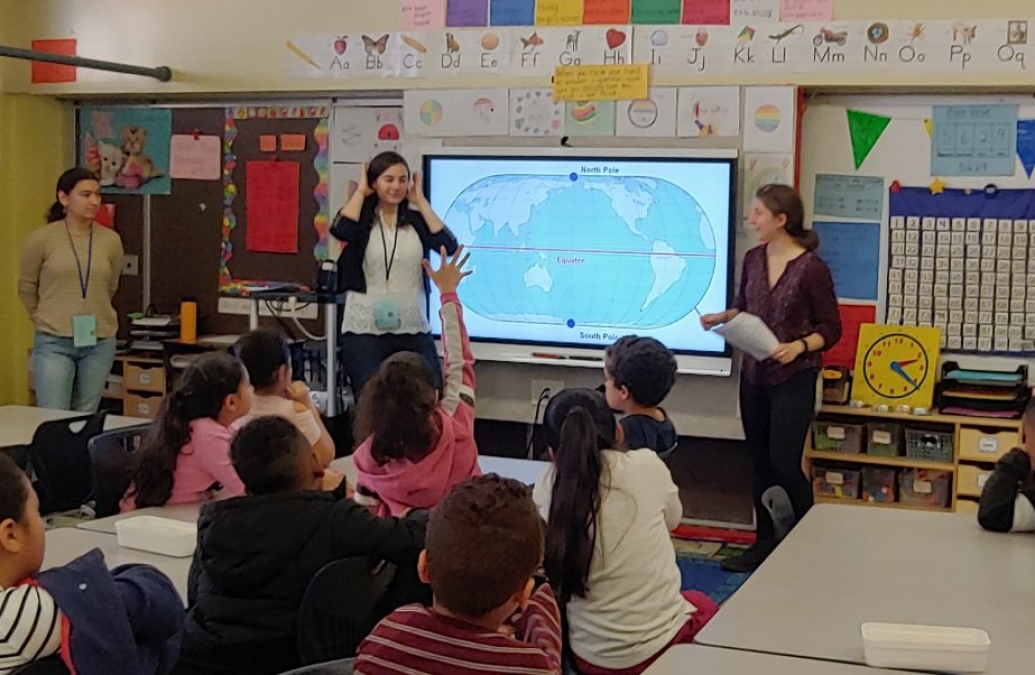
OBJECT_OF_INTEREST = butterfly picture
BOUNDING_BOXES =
[362,34,389,55]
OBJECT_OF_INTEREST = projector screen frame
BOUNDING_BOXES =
[422,147,739,377]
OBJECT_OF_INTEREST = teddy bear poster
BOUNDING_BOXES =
[80,107,172,195]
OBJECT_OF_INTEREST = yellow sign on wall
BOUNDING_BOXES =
[535,0,584,26]
[850,324,942,411]
[552,64,649,103]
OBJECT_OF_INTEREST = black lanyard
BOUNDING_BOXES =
[64,223,93,300]
[378,212,400,282]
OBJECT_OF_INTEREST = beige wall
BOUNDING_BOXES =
[1,0,1034,95]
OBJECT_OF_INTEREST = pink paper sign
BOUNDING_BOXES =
[169,134,221,180]
[401,0,446,29]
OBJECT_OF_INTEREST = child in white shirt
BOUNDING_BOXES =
[532,388,718,675]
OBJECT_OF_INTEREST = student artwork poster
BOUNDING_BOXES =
[423,152,734,354]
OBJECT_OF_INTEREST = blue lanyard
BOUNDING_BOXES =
[64,223,93,299]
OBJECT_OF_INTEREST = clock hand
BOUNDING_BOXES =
[896,359,919,368]
[890,361,918,387]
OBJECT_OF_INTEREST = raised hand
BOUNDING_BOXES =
[422,245,472,295]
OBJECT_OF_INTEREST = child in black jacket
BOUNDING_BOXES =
[978,399,1035,533]
[174,416,428,675]
[978,449,1035,533]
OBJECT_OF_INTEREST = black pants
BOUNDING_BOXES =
[739,368,818,544]
[341,332,441,400]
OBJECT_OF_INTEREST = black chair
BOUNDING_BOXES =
[296,556,430,664]
[279,658,355,675]
[27,413,107,514]
[88,424,151,517]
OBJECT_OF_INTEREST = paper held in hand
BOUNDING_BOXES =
[714,312,779,361]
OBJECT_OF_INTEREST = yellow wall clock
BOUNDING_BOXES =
[851,324,941,410]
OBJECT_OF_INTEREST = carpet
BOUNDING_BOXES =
[673,537,752,606]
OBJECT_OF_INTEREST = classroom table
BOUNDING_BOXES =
[76,503,202,535]
[329,455,550,487]
[0,405,149,447]
[80,457,547,534]
[479,456,550,485]
[644,644,906,674]
[694,503,1034,675]
[43,527,191,605]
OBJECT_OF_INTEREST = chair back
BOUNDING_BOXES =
[88,424,151,517]
[296,555,426,663]
[29,413,106,514]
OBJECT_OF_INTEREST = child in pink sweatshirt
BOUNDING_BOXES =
[353,246,480,516]
[121,352,253,511]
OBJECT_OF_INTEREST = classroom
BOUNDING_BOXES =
[1,0,1034,673]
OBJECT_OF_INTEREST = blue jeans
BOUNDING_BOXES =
[341,332,441,399]
[32,332,117,412]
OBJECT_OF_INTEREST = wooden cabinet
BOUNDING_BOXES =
[957,427,1019,463]
[805,405,1023,513]
[957,464,993,499]
[27,352,165,416]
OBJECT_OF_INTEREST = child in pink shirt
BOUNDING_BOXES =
[121,352,253,511]
[353,246,480,516]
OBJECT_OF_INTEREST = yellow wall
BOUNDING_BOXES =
[0,95,73,404]
[1,0,1034,95]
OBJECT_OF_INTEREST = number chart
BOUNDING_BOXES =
[931,104,1018,177]
[886,186,1035,355]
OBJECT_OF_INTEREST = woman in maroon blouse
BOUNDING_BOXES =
[701,184,841,572]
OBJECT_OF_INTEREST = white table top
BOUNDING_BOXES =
[76,503,202,535]
[479,456,549,485]
[0,405,149,447]
[695,504,1035,675]
[329,455,549,487]
[645,644,905,674]
[43,527,190,605]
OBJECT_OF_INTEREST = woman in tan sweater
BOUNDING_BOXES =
[18,168,124,412]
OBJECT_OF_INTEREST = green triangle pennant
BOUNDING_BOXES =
[847,110,892,170]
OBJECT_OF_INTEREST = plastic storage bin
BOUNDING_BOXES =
[813,421,865,454]
[899,469,952,508]
[812,464,861,499]
[905,428,955,463]
[862,467,897,503]
[116,516,197,557]
[867,422,901,457]
[861,622,990,673]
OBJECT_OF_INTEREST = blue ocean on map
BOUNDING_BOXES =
[442,174,717,329]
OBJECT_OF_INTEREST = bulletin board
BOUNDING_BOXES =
[800,93,1035,362]
[75,105,330,336]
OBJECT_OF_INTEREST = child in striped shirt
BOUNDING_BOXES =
[0,454,183,675]
[356,474,562,675]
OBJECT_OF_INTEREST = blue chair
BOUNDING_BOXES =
[88,424,151,517]
[279,658,355,675]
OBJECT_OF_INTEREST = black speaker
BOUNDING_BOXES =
[316,259,338,293]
